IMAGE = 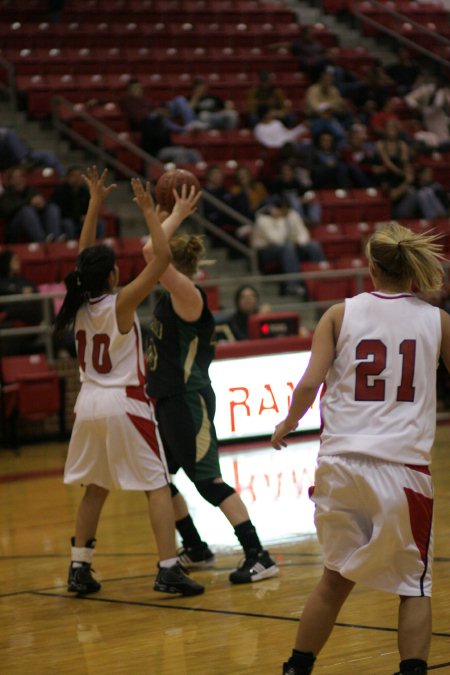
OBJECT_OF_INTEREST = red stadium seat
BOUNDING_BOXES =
[0,354,64,447]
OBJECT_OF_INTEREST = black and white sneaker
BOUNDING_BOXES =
[67,562,101,594]
[154,562,205,596]
[282,659,315,674]
[229,549,279,584]
[178,543,215,570]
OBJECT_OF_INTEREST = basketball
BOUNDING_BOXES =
[154,169,201,212]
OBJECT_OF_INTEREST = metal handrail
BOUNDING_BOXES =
[51,95,259,273]
[352,0,450,69]
[2,260,449,359]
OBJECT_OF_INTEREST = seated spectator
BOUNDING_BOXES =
[0,167,66,243]
[415,164,449,216]
[51,166,105,239]
[384,46,421,96]
[0,127,65,176]
[381,163,447,221]
[245,70,294,128]
[251,195,326,297]
[359,64,393,111]
[228,284,271,341]
[405,74,450,151]
[202,165,250,245]
[372,119,412,187]
[118,79,202,163]
[268,161,321,225]
[305,69,353,141]
[118,78,158,132]
[230,165,268,217]
[339,124,377,187]
[308,132,351,189]
[324,63,369,109]
[253,105,308,150]
[0,249,42,326]
[166,77,239,131]
[270,26,331,80]
[369,97,406,140]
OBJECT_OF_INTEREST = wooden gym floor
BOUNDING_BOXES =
[1,427,449,675]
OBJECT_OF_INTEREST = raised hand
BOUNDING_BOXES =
[82,166,117,201]
[131,178,155,212]
[171,183,202,221]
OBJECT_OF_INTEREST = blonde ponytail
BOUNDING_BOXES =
[170,234,205,278]
[367,222,445,292]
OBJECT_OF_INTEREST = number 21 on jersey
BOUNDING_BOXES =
[355,338,416,402]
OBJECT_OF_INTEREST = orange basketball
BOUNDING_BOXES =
[154,169,201,212]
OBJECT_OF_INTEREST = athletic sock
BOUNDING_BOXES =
[234,520,263,556]
[71,537,96,567]
[159,557,179,569]
[175,515,203,548]
[399,658,428,674]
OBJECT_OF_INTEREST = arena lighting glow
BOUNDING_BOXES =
[210,351,322,442]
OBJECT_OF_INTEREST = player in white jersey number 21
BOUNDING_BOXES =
[272,222,450,675]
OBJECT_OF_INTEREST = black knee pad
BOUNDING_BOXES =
[195,479,235,507]
[169,482,179,498]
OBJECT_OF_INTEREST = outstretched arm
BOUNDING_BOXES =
[141,184,204,322]
[271,304,343,449]
[142,184,202,261]
[79,166,117,252]
[115,179,172,334]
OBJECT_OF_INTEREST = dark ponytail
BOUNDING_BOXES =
[54,244,116,333]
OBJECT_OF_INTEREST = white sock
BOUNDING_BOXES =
[71,545,95,567]
[159,557,178,568]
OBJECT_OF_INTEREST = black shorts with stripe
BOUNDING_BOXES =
[154,385,221,482]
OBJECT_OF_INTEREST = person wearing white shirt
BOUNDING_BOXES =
[251,195,325,296]
[253,105,309,149]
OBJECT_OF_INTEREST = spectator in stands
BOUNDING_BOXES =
[0,249,42,326]
[268,161,321,225]
[372,119,412,188]
[369,96,404,139]
[118,80,202,163]
[305,69,352,141]
[270,26,330,80]
[0,127,65,176]
[324,63,369,109]
[308,132,351,190]
[202,165,250,245]
[415,165,449,215]
[118,79,158,132]
[230,165,268,218]
[373,116,448,218]
[0,167,66,243]
[166,77,239,131]
[245,70,294,128]
[228,284,272,341]
[405,74,450,151]
[251,195,326,297]
[253,105,308,150]
[51,166,105,239]
[339,124,376,188]
[384,46,421,96]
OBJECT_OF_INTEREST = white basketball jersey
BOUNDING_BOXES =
[74,294,146,388]
[320,292,442,464]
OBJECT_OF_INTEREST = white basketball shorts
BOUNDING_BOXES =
[311,454,434,596]
[64,383,168,491]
